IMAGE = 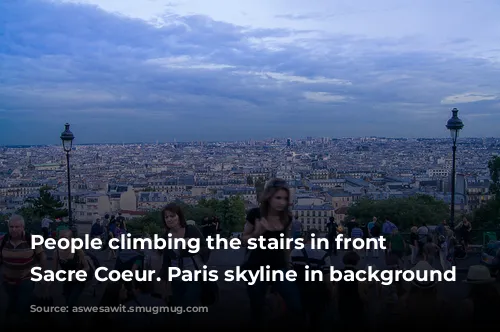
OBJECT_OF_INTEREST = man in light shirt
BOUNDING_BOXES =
[417,222,430,252]
[351,223,365,259]
[367,217,377,236]
[41,215,53,239]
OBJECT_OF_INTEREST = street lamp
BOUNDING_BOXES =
[60,123,75,226]
[446,108,464,229]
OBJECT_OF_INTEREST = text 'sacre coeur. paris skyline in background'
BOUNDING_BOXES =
[1,0,500,145]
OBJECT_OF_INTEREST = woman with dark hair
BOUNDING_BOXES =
[241,178,303,328]
[159,203,209,329]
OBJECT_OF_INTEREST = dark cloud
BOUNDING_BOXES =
[0,0,499,144]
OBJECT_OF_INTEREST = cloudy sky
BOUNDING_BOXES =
[1,0,499,144]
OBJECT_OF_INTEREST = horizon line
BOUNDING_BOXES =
[1,136,499,147]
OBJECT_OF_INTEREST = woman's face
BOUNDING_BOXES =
[269,189,288,212]
[164,210,181,229]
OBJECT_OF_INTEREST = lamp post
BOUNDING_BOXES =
[446,108,464,230]
[60,123,75,226]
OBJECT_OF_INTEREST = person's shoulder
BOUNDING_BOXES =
[246,208,260,225]
[186,224,203,236]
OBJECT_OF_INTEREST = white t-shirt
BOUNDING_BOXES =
[41,218,53,228]
[417,226,429,243]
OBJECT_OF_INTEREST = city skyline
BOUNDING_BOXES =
[0,136,500,148]
[2,0,500,145]
[2,135,500,148]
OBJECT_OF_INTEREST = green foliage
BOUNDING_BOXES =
[198,196,246,232]
[179,200,214,223]
[471,156,500,228]
[473,157,500,229]
[16,207,36,221]
[22,187,68,220]
[347,194,450,230]
[488,156,500,200]
[126,196,246,235]
[254,177,266,201]
[472,199,500,229]
[126,215,163,237]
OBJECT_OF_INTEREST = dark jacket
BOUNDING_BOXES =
[160,225,210,279]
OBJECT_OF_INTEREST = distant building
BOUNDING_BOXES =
[292,204,335,232]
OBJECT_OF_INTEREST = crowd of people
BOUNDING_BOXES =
[0,178,498,329]
[321,214,473,272]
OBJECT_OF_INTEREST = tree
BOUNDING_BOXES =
[23,187,68,219]
[126,201,216,236]
[221,196,246,232]
[126,210,163,236]
[199,196,246,232]
[254,177,266,201]
[472,156,500,228]
[16,206,36,221]
[246,176,254,186]
[472,199,500,229]
[488,156,500,200]
[126,197,247,236]
[347,194,450,230]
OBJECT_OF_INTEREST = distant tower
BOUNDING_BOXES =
[221,163,224,185]
[26,152,32,165]
[287,138,291,147]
